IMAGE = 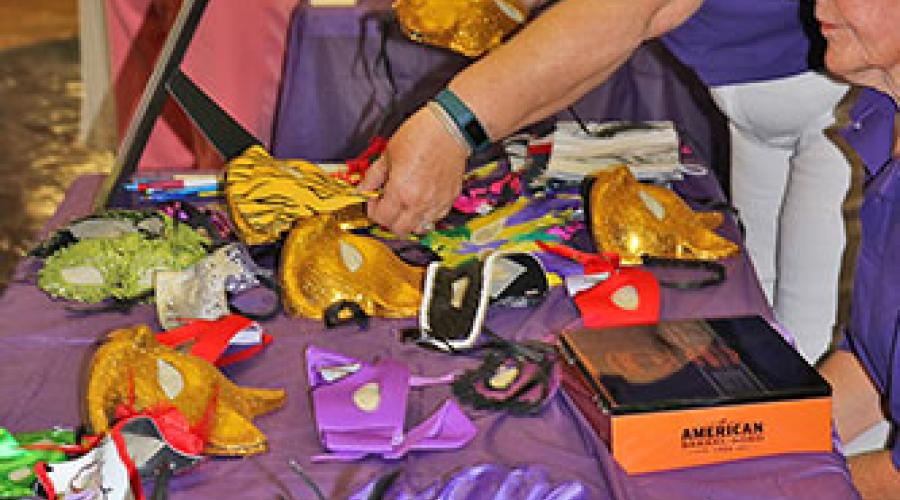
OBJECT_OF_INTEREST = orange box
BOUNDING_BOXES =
[559,316,832,474]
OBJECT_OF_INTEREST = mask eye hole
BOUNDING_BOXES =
[318,363,361,383]
[339,240,364,272]
[638,189,666,220]
[450,276,470,309]
[494,0,525,23]
[7,467,31,482]
[60,266,106,286]
[352,382,381,412]
[611,285,639,311]
[157,358,185,399]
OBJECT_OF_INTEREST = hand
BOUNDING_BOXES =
[358,107,469,236]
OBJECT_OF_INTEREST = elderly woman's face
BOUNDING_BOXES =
[817,0,900,87]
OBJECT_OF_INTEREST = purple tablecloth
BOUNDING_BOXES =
[0,173,858,499]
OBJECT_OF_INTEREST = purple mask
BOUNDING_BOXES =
[306,346,477,462]
[350,463,589,500]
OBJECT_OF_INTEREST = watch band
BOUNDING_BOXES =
[433,88,492,152]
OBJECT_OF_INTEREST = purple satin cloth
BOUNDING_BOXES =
[349,463,589,500]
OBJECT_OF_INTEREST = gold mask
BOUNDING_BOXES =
[86,325,285,456]
[225,145,375,245]
[393,0,528,57]
[280,214,424,320]
[587,166,739,265]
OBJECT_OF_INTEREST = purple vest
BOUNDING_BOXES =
[661,0,812,86]
[839,88,900,468]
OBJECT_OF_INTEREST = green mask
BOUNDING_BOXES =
[0,427,75,499]
[36,211,210,303]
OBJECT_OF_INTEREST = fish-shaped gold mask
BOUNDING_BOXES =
[280,214,424,320]
[587,166,739,265]
[86,325,285,456]
[225,145,374,245]
[393,0,528,57]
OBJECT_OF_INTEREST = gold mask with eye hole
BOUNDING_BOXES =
[86,325,285,456]
[587,166,739,265]
[393,0,528,57]
[225,145,375,245]
[280,214,424,320]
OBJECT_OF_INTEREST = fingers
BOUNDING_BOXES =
[361,106,467,236]
[357,156,388,192]
[367,184,451,236]
[368,188,435,237]
[367,191,404,230]
[393,208,429,236]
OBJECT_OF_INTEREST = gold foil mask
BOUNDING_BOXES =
[86,325,285,456]
[393,0,527,57]
[225,145,375,245]
[586,166,739,265]
[280,215,424,320]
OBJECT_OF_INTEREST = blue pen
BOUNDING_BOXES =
[145,185,220,196]
[146,193,205,202]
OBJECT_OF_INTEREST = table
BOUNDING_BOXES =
[0,172,858,499]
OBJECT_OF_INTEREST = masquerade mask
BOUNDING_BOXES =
[451,332,557,415]
[35,212,209,304]
[541,242,660,328]
[393,0,528,57]
[280,215,423,321]
[584,166,739,265]
[306,346,476,462]
[155,243,279,329]
[416,252,548,351]
[225,145,374,245]
[86,325,285,456]
[351,463,589,500]
[35,409,204,500]
[0,428,74,498]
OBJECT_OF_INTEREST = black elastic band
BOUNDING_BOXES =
[392,242,442,266]
[641,256,726,289]
[174,201,228,249]
[324,301,369,329]
[228,273,282,321]
[450,332,555,415]
[150,461,173,500]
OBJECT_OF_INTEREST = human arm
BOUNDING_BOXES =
[847,451,900,500]
[819,350,886,444]
[359,0,703,235]
[819,350,900,499]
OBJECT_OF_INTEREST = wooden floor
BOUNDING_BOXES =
[0,0,79,50]
[0,1,111,289]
